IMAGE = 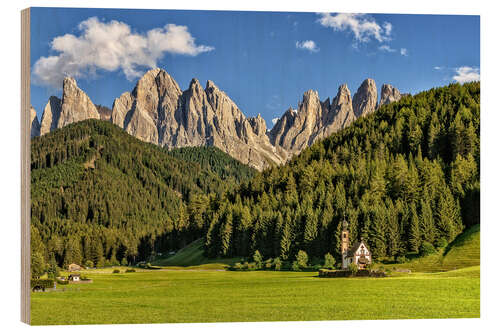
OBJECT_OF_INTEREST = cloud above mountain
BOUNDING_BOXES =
[296,40,320,52]
[32,17,214,88]
[453,66,480,83]
[317,13,392,44]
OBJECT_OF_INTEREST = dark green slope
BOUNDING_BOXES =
[204,82,480,262]
[30,119,255,268]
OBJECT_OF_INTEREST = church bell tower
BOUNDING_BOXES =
[341,219,349,268]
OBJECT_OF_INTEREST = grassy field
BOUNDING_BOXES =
[31,225,480,325]
[31,266,479,325]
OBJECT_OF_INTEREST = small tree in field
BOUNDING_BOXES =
[323,253,336,269]
[296,250,309,268]
[121,257,128,266]
[31,251,46,279]
[292,261,301,271]
[348,263,358,275]
[253,250,263,269]
[419,241,436,257]
[273,257,282,271]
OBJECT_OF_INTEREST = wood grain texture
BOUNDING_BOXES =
[21,7,30,325]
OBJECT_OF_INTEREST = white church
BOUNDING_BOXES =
[341,219,372,270]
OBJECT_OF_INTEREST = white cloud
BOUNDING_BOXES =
[400,48,408,56]
[434,66,443,70]
[453,66,480,83]
[295,40,320,53]
[272,118,279,125]
[379,45,396,52]
[317,13,392,43]
[383,22,393,35]
[32,17,214,88]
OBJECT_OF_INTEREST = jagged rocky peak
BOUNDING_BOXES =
[95,105,112,122]
[40,96,62,135]
[30,106,41,138]
[336,84,352,101]
[57,76,100,128]
[109,68,286,170]
[247,114,267,137]
[379,83,402,106]
[318,83,355,139]
[353,78,378,117]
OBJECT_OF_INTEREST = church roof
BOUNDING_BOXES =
[346,241,370,257]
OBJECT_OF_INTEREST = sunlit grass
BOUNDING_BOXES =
[31,266,479,325]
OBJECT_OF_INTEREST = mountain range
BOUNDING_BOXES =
[30,68,404,170]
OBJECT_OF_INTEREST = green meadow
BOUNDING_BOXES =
[31,267,479,325]
[31,226,480,325]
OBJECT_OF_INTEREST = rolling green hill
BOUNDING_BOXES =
[30,119,255,270]
[384,224,480,272]
[152,238,243,269]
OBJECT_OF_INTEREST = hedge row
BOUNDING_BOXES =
[318,269,387,278]
[31,279,54,290]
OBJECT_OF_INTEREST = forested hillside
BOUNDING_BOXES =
[204,82,480,261]
[30,120,255,269]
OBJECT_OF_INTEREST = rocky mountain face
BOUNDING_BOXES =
[40,96,62,135]
[35,69,402,170]
[39,78,99,135]
[111,68,287,170]
[379,84,402,106]
[353,78,378,118]
[30,106,40,138]
[269,84,356,153]
[95,105,112,121]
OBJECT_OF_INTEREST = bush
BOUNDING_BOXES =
[80,275,91,281]
[436,238,448,249]
[323,253,336,269]
[273,258,282,271]
[56,279,69,285]
[112,269,120,273]
[313,264,322,271]
[85,260,94,268]
[292,261,301,271]
[233,262,243,271]
[247,262,257,271]
[296,250,309,268]
[264,262,273,269]
[121,257,128,266]
[253,250,263,269]
[125,268,136,273]
[348,263,358,275]
[419,241,436,257]
[396,255,409,263]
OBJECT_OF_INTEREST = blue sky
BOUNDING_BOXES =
[30,8,480,128]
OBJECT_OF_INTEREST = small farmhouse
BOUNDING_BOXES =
[341,220,372,270]
[68,274,80,282]
[68,263,82,271]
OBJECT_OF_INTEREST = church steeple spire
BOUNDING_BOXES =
[341,217,349,257]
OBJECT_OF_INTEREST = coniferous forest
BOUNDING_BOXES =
[203,82,480,261]
[30,120,256,269]
[31,82,479,270]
